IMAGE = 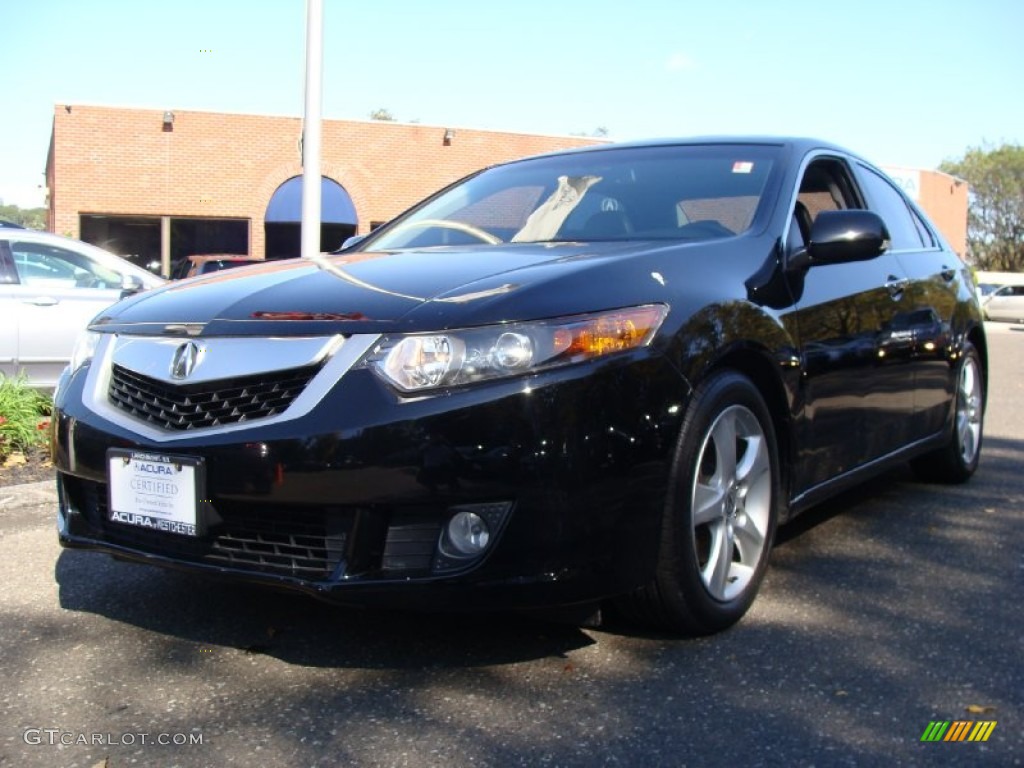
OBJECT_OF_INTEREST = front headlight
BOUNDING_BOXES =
[364,305,668,393]
[69,331,101,375]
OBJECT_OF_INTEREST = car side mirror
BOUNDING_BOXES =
[793,210,890,269]
[119,274,145,299]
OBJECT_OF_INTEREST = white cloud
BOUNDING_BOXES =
[665,52,696,72]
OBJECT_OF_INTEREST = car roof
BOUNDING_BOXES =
[510,135,858,165]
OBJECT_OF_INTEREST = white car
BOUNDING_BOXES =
[0,229,164,387]
[983,283,1024,323]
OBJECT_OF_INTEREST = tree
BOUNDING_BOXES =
[0,204,46,230]
[369,108,395,122]
[940,143,1024,271]
[571,126,610,138]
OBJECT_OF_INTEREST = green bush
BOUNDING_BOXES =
[0,374,53,462]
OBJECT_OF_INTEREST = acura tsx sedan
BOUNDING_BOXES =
[51,138,986,635]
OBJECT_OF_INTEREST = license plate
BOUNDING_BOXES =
[107,450,205,537]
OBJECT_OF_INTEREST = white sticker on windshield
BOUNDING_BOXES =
[732,161,754,174]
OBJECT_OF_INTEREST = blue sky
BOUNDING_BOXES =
[3,0,1022,208]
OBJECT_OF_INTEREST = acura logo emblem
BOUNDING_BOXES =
[170,342,200,380]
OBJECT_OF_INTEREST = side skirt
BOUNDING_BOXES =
[787,430,948,518]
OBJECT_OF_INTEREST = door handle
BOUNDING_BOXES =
[940,265,956,281]
[24,296,59,306]
[885,276,909,300]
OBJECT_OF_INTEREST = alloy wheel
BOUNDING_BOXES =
[690,405,772,602]
[957,355,983,465]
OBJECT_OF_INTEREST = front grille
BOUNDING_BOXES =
[109,363,319,431]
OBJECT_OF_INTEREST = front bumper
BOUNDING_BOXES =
[53,343,689,610]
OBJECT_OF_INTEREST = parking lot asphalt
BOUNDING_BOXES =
[1,323,1022,767]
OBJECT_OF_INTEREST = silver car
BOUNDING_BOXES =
[0,229,164,387]
[983,283,1024,323]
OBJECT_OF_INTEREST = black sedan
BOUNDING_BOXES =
[51,138,986,635]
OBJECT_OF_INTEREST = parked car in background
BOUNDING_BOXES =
[52,137,986,636]
[976,282,1001,299]
[171,254,262,280]
[0,230,164,388]
[983,283,1024,322]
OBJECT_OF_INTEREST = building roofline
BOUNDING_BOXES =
[51,102,607,143]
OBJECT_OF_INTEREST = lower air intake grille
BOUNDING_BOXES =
[64,477,350,580]
[109,363,319,431]
[60,476,459,582]
[205,504,349,577]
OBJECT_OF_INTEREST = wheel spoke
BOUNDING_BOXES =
[962,361,976,400]
[961,427,976,464]
[693,481,726,526]
[710,412,738,484]
[736,434,769,486]
[733,512,767,559]
[724,563,754,597]
[704,525,734,598]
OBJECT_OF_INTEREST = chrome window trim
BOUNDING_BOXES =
[81,333,381,443]
[782,150,947,258]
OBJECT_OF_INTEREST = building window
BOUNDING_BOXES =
[80,215,249,275]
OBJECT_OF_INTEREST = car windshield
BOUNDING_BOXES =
[364,144,780,250]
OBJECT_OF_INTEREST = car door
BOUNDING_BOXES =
[0,241,21,378]
[5,238,126,387]
[852,163,962,440]
[782,155,918,489]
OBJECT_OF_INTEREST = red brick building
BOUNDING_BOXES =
[46,104,602,274]
[46,105,967,273]
[879,166,968,257]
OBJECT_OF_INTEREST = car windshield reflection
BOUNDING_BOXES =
[365,144,779,250]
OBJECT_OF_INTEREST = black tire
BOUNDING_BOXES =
[911,341,984,484]
[615,371,780,636]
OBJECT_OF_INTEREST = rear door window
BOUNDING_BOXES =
[856,166,927,251]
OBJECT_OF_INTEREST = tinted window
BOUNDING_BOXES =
[908,205,936,248]
[857,166,925,250]
[366,144,780,249]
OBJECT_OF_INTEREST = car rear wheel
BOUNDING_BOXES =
[911,341,984,483]
[615,371,779,635]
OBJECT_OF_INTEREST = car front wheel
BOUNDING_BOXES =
[616,371,780,636]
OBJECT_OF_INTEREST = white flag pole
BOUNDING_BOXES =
[301,0,323,259]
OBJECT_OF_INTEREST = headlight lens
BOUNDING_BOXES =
[365,305,667,393]
[69,331,101,374]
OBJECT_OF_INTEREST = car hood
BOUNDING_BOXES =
[92,241,676,336]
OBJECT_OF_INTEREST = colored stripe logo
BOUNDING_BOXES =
[921,721,997,742]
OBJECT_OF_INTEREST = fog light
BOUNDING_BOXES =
[434,501,513,572]
[445,511,490,556]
